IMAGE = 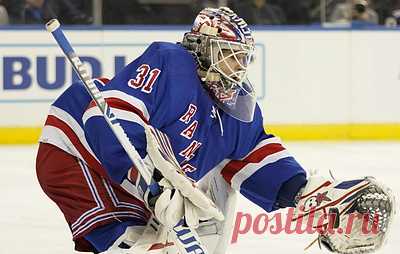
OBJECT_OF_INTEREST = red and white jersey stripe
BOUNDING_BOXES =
[221,137,291,190]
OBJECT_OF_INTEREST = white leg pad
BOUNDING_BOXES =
[197,165,237,254]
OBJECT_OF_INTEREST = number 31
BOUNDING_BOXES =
[128,64,161,93]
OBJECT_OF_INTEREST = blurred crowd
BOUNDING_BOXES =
[0,0,92,24]
[1,0,400,26]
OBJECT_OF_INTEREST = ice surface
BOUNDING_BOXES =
[1,142,399,254]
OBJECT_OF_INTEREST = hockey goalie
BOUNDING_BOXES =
[36,6,396,254]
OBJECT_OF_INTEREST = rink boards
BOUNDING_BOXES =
[0,26,399,143]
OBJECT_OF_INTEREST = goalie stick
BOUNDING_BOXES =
[45,19,216,254]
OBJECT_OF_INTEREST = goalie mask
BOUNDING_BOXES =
[182,7,256,122]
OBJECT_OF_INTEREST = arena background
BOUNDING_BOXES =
[1,27,400,143]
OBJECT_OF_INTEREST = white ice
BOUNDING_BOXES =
[1,142,399,254]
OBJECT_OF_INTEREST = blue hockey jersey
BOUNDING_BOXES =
[40,41,306,213]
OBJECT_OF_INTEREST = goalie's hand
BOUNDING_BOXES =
[144,125,224,227]
[152,178,216,229]
[293,174,395,254]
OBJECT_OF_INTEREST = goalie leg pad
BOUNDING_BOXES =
[196,165,238,254]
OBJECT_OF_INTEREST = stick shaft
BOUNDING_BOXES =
[45,19,153,186]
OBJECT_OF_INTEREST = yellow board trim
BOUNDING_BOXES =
[0,127,42,144]
[266,124,400,140]
[1,124,400,144]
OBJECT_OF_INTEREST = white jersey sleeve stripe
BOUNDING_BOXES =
[231,149,292,190]
[240,136,282,159]
[82,106,147,127]
[101,90,150,120]
[221,139,291,188]
[40,105,101,165]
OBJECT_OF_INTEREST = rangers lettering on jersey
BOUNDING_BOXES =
[181,120,199,139]
[180,104,197,124]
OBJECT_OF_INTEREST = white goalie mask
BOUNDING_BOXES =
[182,7,256,122]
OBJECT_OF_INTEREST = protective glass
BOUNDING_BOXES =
[207,77,256,122]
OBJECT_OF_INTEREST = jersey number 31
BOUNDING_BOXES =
[128,64,161,93]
